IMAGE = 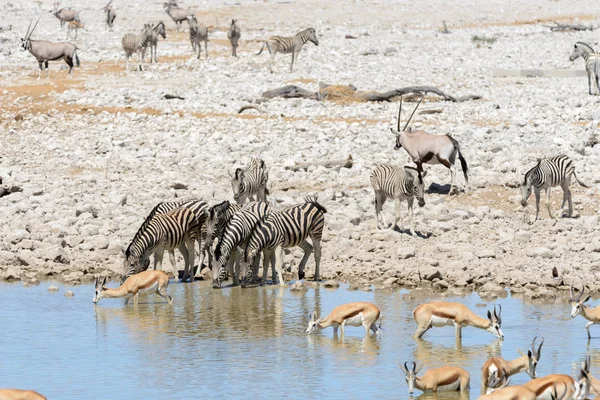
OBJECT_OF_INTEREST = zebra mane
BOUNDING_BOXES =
[125,202,166,258]
[243,213,270,262]
[209,200,230,218]
[304,196,328,213]
[575,42,595,52]
[523,162,541,185]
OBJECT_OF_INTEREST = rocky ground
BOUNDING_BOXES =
[1,0,600,301]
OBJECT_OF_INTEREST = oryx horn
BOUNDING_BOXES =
[397,96,402,132]
[27,16,41,40]
[402,94,424,132]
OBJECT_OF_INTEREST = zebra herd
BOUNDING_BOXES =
[121,158,326,289]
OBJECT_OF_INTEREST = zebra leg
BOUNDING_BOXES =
[154,249,164,271]
[269,52,275,74]
[375,193,387,229]
[297,240,314,280]
[205,40,208,58]
[186,237,196,282]
[534,187,541,221]
[562,180,573,217]
[589,72,593,95]
[275,246,286,285]
[313,239,322,282]
[394,198,402,230]
[290,51,295,73]
[407,197,416,236]
[233,250,240,286]
[176,243,188,281]
[544,187,553,219]
[168,250,177,274]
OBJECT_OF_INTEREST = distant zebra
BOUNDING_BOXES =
[212,202,271,288]
[227,19,241,57]
[143,21,167,63]
[122,208,197,283]
[569,42,600,95]
[121,25,152,71]
[371,164,427,236]
[231,158,269,205]
[256,27,319,73]
[188,15,208,59]
[125,199,209,281]
[240,198,326,287]
[520,155,589,221]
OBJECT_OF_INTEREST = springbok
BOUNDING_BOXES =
[0,389,47,400]
[523,375,580,400]
[93,271,173,305]
[306,302,382,337]
[389,96,469,194]
[52,1,80,28]
[66,20,84,40]
[398,362,470,394]
[412,301,503,340]
[579,355,600,398]
[479,371,537,399]
[21,18,80,79]
[481,337,544,391]
[570,286,600,339]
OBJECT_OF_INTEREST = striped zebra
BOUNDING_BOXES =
[202,200,242,262]
[121,25,152,71]
[125,199,209,281]
[227,19,241,57]
[122,207,197,283]
[520,155,589,221]
[212,202,271,288]
[143,21,166,63]
[370,164,427,236]
[188,15,208,59]
[569,42,600,95]
[256,27,319,73]
[231,158,269,205]
[240,197,326,287]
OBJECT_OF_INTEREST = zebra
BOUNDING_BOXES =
[231,158,269,205]
[103,0,116,29]
[227,19,241,57]
[520,155,589,221]
[201,201,242,271]
[125,199,209,281]
[256,27,318,73]
[569,42,600,95]
[121,25,152,71]
[239,197,326,287]
[370,164,427,236]
[212,202,271,288]
[143,21,167,63]
[122,207,197,283]
[188,15,208,59]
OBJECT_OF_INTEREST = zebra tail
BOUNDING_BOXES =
[450,136,469,183]
[573,171,590,188]
[256,41,266,55]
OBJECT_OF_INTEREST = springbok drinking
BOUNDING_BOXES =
[93,271,173,305]
[0,389,47,400]
[523,374,580,400]
[412,301,503,340]
[306,302,381,337]
[478,371,537,399]
[398,362,470,394]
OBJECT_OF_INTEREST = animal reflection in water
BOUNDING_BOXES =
[412,336,502,369]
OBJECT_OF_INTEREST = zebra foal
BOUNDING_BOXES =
[371,164,426,236]
[240,198,327,287]
[188,15,208,59]
[143,21,167,63]
[227,19,241,57]
[256,27,318,73]
[121,25,152,71]
[212,202,271,288]
[570,42,600,95]
[520,155,589,221]
[231,158,269,205]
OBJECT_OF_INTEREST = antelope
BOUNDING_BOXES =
[389,96,469,194]
[163,3,194,31]
[481,337,544,391]
[580,356,600,398]
[0,389,46,400]
[523,375,580,400]
[412,301,503,340]
[479,371,537,399]
[66,20,84,40]
[103,0,116,29]
[306,302,382,337]
[52,1,80,28]
[570,286,600,339]
[21,18,80,79]
[93,271,173,305]
[398,362,470,394]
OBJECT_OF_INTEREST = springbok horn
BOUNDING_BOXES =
[402,94,424,132]
[570,285,574,301]
[404,362,409,373]
[536,337,544,359]
[396,96,402,132]
[578,286,585,302]
[495,304,502,324]
[411,361,416,372]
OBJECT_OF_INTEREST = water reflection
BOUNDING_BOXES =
[413,338,502,368]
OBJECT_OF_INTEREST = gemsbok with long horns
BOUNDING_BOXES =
[389,95,469,194]
[481,337,544,392]
[306,302,381,337]
[0,389,47,400]
[93,271,172,305]
[523,374,580,400]
[227,19,241,57]
[163,2,194,31]
[478,371,537,399]
[21,18,80,79]
[52,1,80,28]
[103,0,116,29]
[398,362,470,394]
[570,286,600,340]
[412,301,503,340]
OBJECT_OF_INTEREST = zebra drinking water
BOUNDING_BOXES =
[370,164,427,236]
[256,27,319,73]
[520,155,589,221]
[121,25,152,71]
[239,197,327,287]
[231,158,269,205]
[188,15,208,59]
[569,42,600,95]
[143,22,166,63]
[227,19,241,57]
[212,202,271,288]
